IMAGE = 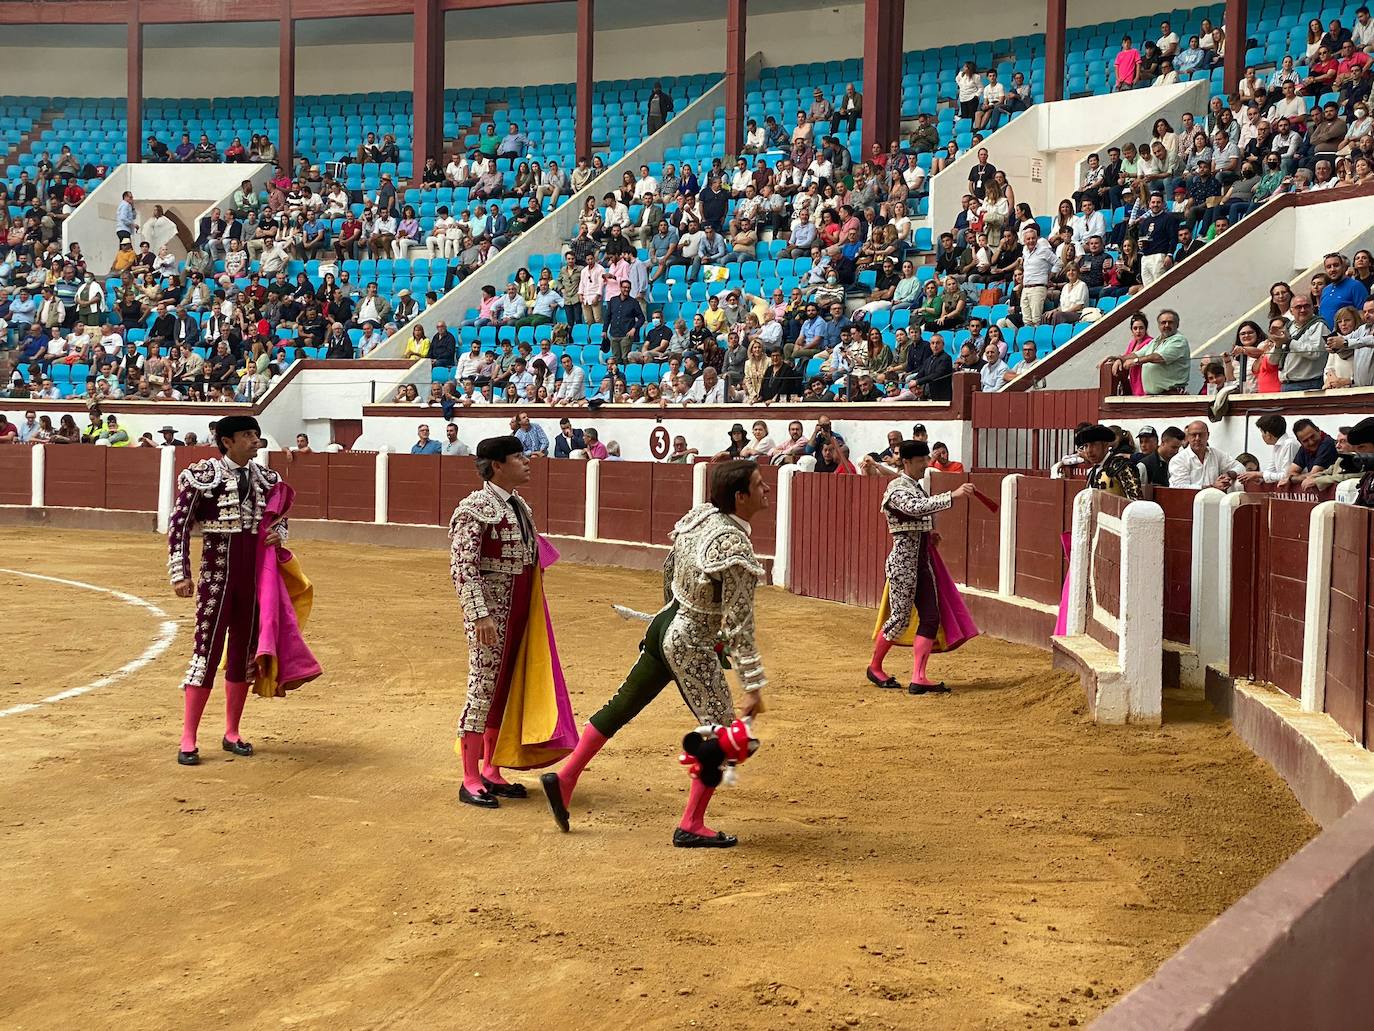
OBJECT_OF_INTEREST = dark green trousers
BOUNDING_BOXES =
[589,603,685,738]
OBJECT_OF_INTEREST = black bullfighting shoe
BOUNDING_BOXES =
[866,669,903,690]
[672,827,738,849]
[177,749,200,766]
[222,737,254,756]
[459,785,500,809]
[482,776,528,799]
[541,773,570,832]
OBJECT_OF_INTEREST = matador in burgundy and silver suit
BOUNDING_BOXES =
[449,435,575,810]
[167,414,285,766]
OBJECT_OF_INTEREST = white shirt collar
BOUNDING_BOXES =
[727,513,753,536]
[225,455,249,471]
[486,481,513,504]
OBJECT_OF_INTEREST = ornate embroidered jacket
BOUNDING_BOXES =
[167,457,283,583]
[663,504,767,691]
[882,473,952,534]
[448,483,536,624]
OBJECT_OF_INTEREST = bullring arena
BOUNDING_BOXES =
[6,0,1374,1027]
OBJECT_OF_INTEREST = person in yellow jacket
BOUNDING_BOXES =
[96,414,130,446]
[404,324,430,360]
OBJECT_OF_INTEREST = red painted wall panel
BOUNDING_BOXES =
[438,455,484,524]
[267,451,327,519]
[326,452,376,522]
[45,445,106,508]
[752,463,781,557]
[1015,477,1068,606]
[0,446,32,504]
[388,453,443,526]
[650,462,695,545]
[1266,499,1314,699]
[103,447,160,511]
[1154,486,1197,645]
[545,460,587,537]
[1327,504,1369,745]
[598,460,653,543]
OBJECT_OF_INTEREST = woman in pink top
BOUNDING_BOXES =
[1113,37,1142,91]
[1106,312,1152,395]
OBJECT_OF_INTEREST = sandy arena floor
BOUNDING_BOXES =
[0,528,1316,1031]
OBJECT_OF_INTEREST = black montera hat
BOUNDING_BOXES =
[476,435,523,461]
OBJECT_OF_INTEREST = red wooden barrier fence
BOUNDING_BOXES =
[1014,477,1083,606]
[1155,487,1197,644]
[1327,503,1369,747]
[928,470,1003,591]
[0,446,32,505]
[789,473,889,608]
[1230,496,1315,701]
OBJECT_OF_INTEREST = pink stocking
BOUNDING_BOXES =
[460,732,487,795]
[869,636,894,679]
[481,726,508,785]
[223,680,249,743]
[911,635,937,686]
[180,686,211,752]
[679,779,717,836]
[557,723,608,806]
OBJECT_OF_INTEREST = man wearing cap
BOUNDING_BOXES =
[868,441,978,694]
[449,436,570,809]
[167,415,285,766]
[1079,424,1143,499]
[543,461,770,848]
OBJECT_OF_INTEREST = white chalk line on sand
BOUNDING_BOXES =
[0,568,179,719]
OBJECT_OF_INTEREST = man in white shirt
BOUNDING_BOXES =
[1354,6,1374,51]
[1238,414,1300,485]
[99,324,124,357]
[1069,199,1106,256]
[455,341,486,381]
[1019,223,1062,327]
[804,154,833,187]
[492,283,527,326]
[742,120,766,154]
[973,69,1007,131]
[730,159,753,197]
[684,366,726,404]
[357,322,385,357]
[551,354,586,405]
[602,195,630,233]
[427,208,456,258]
[1156,20,1179,57]
[1340,297,1374,386]
[1168,420,1245,489]
[630,164,658,200]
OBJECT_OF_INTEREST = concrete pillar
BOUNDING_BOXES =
[30,443,45,507]
[1223,0,1248,97]
[1044,0,1066,103]
[584,458,600,538]
[412,0,444,185]
[1064,487,1092,636]
[772,464,799,588]
[374,448,390,523]
[156,444,175,533]
[279,0,295,176]
[691,460,708,506]
[1119,500,1165,724]
[575,0,595,161]
[998,473,1020,597]
[126,0,142,164]
[724,0,748,156]
[1301,501,1337,713]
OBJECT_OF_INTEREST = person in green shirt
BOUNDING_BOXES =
[476,124,500,159]
[97,414,131,446]
[1253,152,1287,203]
[1120,308,1191,394]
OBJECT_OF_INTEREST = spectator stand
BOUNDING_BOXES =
[1010,183,1374,392]
[368,64,752,359]
[927,80,1206,247]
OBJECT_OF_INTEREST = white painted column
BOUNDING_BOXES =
[584,458,600,539]
[997,472,1020,597]
[156,445,176,533]
[373,448,390,524]
[30,443,45,507]
[1189,489,1226,668]
[1300,500,1337,714]
[1063,488,1093,636]
[1119,500,1165,724]
[772,465,800,589]
[691,459,708,506]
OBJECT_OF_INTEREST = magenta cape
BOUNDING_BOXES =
[1053,531,1072,636]
[873,544,981,653]
[252,481,323,698]
[488,535,578,769]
